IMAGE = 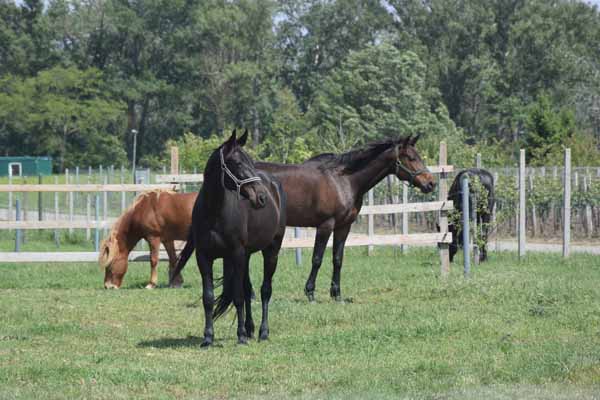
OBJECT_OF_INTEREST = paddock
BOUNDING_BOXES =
[1,248,599,398]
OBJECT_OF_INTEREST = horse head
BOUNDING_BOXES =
[99,230,128,289]
[218,129,268,209]
[394,134,435,193]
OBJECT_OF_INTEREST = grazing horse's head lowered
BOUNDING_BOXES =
[393,134,435,193]
[218,129,267,209]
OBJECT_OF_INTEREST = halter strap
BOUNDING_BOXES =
[220,148,262,198]
[394,146,429,186]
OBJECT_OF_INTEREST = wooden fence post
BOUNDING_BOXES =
[563,149,571,258]
[518,149,526,259]
[103,176,108,237]
[438,142,450,277]
[476,153,482,168]
[171,146,179,175]
[54,176,60,247]
[86,167,91,241]
[120,166,126,213]
[368,189,374,256]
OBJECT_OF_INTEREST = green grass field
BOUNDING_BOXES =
[1,247,600,399]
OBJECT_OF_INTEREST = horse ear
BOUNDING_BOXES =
[237,129,249,147]
[410,133,421,145]
[223,129,237,151]
[402,135,412,147]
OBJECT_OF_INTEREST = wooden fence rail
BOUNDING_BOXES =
[0,184,178,192]
[1,144,454,270]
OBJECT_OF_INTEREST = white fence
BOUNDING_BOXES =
[0,144,454,275]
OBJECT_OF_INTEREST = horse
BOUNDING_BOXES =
[172,135,434,302]
[255,134,435,302]
[447,168,495,263]
[99,190,196,289]
[169,129,286,347]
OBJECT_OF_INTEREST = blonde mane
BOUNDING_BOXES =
[98,189,176,269]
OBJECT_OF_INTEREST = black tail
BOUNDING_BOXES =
[169,230,194,286]
[213,263,236,320]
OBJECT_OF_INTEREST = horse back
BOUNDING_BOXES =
[256,161,348,227]
[129,191,196,241]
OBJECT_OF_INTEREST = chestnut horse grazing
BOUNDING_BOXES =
[256,135,435,302]
[99,190,196,289]
[170,130,286,346]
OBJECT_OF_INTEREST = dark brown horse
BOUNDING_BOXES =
[99,190,196,289]
[256,135,435,302]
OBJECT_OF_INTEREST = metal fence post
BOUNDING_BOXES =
[295,227,302,266]
[38,174,43,221]
[15,199,21,252]
[563,149,571,258]
[461,175,470,278]
[518,149,526,259]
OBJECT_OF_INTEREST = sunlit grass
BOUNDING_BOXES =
[1,247,599,399]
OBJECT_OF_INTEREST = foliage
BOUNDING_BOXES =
[1,0,600,169]
[306,43,458,153]
[256,88,314,163]
[0,66,126,169]
[165,132,226,173]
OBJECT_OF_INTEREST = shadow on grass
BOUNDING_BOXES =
[137,335,219,349]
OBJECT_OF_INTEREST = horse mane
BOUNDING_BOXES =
[310,138,405,174]
[98,189,176,269]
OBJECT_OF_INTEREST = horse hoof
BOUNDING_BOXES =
[259,330,269,341]
[169,283,183,289]
[238,337,249,345]
[145,283,156,289]
[305,290,316,303]
[200,339,213,348]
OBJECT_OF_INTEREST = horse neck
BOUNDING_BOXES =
[201,167,226,219]
[115,210,143,253]
[348,152,393,197]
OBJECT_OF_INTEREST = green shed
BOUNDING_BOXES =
[0,157,53,177]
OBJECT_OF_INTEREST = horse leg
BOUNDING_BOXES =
[260,236,283,341]
[227,249,249,345]
[197,252,215,347]
[164,240,183,288]
[330,225,351,302]
[243,255,255,339]
[146,237,161,289]
[304,219,334,302]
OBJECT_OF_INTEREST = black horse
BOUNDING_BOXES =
[447,168,495,263]
[170,129,286,346]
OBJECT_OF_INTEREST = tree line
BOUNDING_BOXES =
[1,0,599,171]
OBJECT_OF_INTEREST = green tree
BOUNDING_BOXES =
[307,43,458,153]
[0,66,126,169]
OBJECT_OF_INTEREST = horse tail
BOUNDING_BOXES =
[213,263,236,320]
[169,230,195,285]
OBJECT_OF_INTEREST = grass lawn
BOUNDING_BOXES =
[0,247,599,399]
